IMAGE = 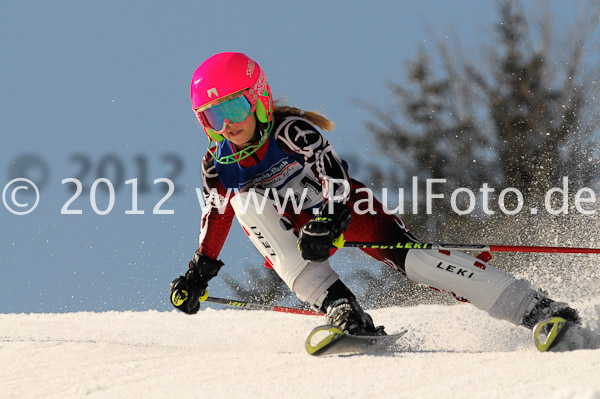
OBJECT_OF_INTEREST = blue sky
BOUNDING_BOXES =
[0,1,593,312]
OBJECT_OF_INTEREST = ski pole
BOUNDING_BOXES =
[333,236,600,254]
[203,295,323,316]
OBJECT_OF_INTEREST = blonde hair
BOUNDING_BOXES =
[273,102,335,132]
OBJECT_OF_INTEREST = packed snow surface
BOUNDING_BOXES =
[1,300,599,399]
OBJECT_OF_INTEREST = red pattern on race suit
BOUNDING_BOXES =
[197,148,235,259]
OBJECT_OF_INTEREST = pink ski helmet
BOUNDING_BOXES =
[191,52,273,163]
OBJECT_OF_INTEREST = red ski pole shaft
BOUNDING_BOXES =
[340,240,600,254]
[487,245,600,254]
[204,296,323,316]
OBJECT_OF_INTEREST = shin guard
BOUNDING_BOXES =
[404,249,517,312]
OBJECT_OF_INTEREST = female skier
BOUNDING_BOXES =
[170,52,580,337]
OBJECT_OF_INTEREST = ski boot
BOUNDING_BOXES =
[325,298,386,336]
[521,289,580,329]
[520,290,599,352]
[305,295,397,356]
[316,279,386,336]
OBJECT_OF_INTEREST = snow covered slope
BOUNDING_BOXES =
[1,300,599,399]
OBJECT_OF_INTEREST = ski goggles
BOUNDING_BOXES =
[196,93,253,132]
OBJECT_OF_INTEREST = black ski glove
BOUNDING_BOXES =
[170,250,224,315]
[298,201,352,262]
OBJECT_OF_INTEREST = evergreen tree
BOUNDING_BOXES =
[354,0,600,306]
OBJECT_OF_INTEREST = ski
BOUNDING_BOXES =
[305,325,407,356]
[533,316,600,352]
